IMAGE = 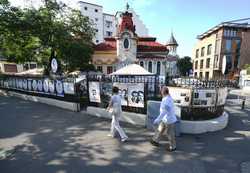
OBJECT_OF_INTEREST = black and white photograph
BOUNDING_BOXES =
[38,80,43,92]
[56,80,64,97]
[32,80,38,91]
[102,82,113,97]
[43,79,49,93]
[27,79,32,91]
[63,82,75,95]
[128,83,144,108]
[168,87,192,106]
[217,88,228,105]
[18,79,22,89]
[22,79,27,90]
[113,83,128,106]
[88,82,101,103]
[48,80,55,93]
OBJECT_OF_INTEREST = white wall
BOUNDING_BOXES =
[103,14,116,38]
[79,2,104,44]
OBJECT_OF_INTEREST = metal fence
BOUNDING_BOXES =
[0,73,239,114]
[0,74,81,103]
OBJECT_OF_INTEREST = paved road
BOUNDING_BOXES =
[0,96,250,173]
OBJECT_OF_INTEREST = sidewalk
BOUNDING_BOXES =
[0,96,250,173]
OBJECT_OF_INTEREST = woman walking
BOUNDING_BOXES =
[107,86,128,142]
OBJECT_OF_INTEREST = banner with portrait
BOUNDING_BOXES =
[48,80,55,94]
[89,82,101,103]
[64,82,75,94]
[217,88,228,105]
[113,83,128,106]
[192,89,217,107]
[56,80,64,97]
[128,83,144,108]
[168,87,192,106]
[102,82,113,98]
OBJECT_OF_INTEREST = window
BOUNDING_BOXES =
[201,47,205,57]
[95,9,98,12]
[225,40,232,53]
[206,58,210,68]
[196,49,199,58]
[95,29,98,33]
[194,72,197,77]
[195,61,198,70]
[107,66,113,74]
[234,55,240,69]
[106,31,112,37]
[225,55,232,74]
[106,21,112,28]
[148,61,152,73]
[214,55,219,68]
[140,61,144,67]
[123,38,129,49]
[97,66,103,72]
[84,7,87,10]
[157,61,161,75]
[199,72,203,78]
[95,18,98,22]
[236,40,241,53]
[200,60,204,69]
[207,44,212,55]
[205,72,209,79]
[96,40,99,43]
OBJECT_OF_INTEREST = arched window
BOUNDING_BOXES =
[123,38,130,49]
[157,61,161,75]
[148,61,152,73]
[140,61,144,67]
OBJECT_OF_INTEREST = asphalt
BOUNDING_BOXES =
[0,96,250,173]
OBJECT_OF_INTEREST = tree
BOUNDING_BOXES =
[0,0,95,73]
[176,56,193,76]
[244,64,250,75]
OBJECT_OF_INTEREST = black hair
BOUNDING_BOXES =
[112,86,119,94]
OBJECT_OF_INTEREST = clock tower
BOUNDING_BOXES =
[116,3,138,69]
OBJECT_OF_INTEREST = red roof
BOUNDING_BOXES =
[95,40,116,51]
[94,37,167,52]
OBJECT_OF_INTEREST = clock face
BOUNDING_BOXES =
[123,38,130,49]
[51,58,58,73]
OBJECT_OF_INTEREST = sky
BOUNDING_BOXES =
[9,0,250,57]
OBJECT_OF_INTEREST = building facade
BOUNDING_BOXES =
[78,1,149,44]
[92,7,178,77]
[192,19,250,79]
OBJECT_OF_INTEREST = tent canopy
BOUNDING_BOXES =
[15,68,44,76]
[110,64,155,76]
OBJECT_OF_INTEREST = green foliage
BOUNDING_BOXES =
[176,56,193,76]
[244,64,250,74]
[0,0,95,72]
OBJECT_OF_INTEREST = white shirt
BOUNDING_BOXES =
[110,94,122,115]
[157,95,177,124]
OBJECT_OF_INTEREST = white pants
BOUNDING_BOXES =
[110,115,128,139]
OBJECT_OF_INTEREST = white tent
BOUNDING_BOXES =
[15,68,44,76]
[110,64,154,76]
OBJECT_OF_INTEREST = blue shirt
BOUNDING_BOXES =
[157,95,177,124]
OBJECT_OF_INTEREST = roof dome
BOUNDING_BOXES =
[166,32,178,46]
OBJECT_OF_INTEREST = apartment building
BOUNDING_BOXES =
[78,1,149,44]
[192,18,250,79]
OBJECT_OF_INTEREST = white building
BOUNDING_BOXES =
[78,1,149,44]
[92,7,179,77]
